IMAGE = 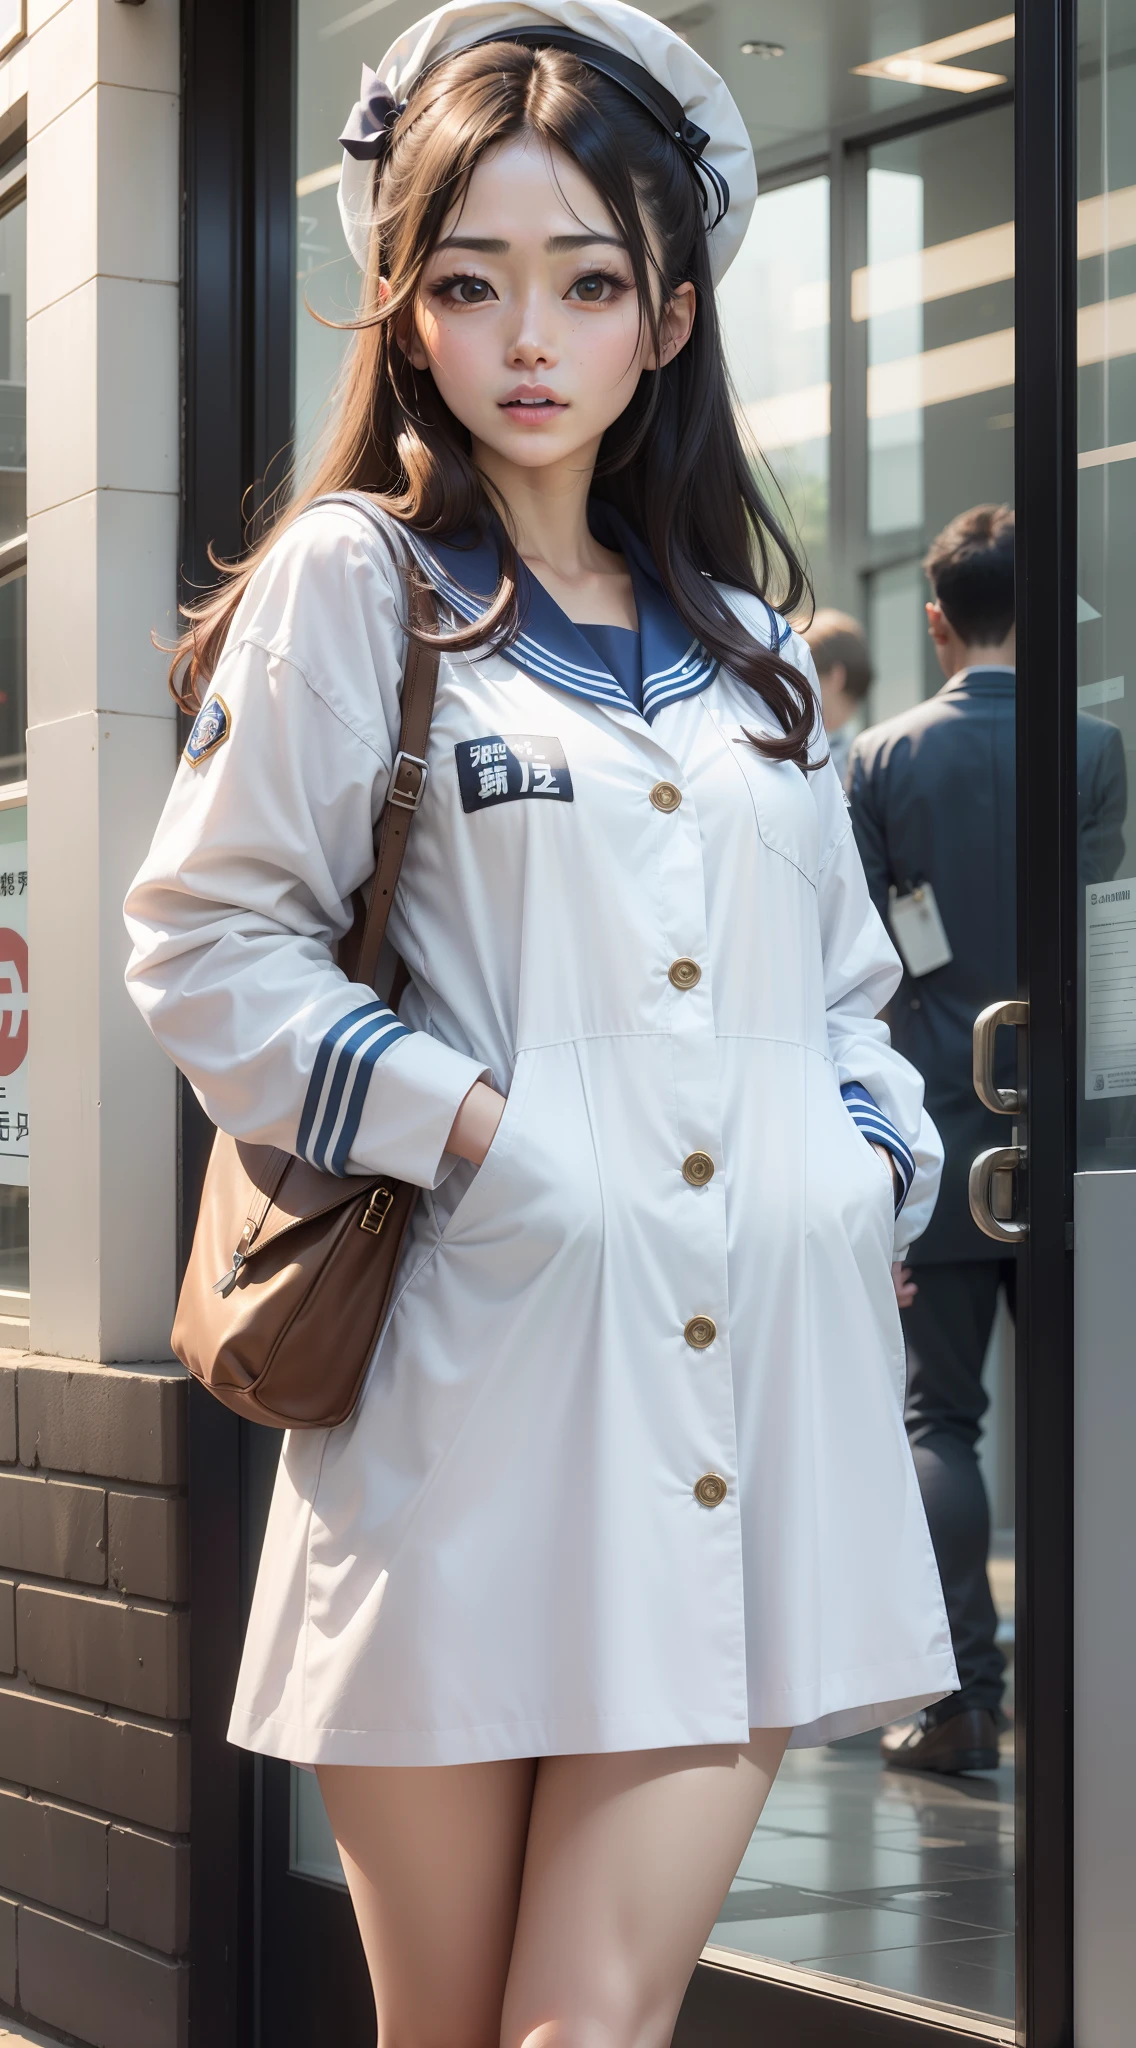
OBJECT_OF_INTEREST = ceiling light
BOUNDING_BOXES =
[854,13,1013,93]
[741,39,785,57]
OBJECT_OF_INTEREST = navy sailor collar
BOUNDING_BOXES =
[399,504,779,725]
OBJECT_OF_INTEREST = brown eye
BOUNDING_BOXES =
[574,275,607,302]
[455,277,491,304]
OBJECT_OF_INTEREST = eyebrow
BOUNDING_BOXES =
[433,232,627,255]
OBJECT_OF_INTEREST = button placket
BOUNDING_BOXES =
[648,729,739,1540]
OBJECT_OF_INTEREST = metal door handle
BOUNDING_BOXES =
[969,1144,1028,1243]
[972,999,1028,1114]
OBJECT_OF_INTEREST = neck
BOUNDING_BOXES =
[472,437,606,578]
[953,630,1016,674]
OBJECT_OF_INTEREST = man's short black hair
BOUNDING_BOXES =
[804,610,873,705]
[923,504,1015,646]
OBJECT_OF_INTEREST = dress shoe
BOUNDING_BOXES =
[881,1707,1000,1775]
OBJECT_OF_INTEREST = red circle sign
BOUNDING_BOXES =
[0,930,28,1076]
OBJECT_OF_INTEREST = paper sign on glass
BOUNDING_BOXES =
[888,882,953,978]
[1085,878,1136,1099]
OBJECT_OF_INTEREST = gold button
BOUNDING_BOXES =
[684,1315,717,1349]
[668,957,701,990]
[650,781,682,813]
[694,1473,728,1508]
[682,1151,715,1187]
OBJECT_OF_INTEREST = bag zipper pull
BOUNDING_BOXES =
[213,1250,246,1297]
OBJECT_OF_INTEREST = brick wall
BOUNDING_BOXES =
[0,1350,189,2048]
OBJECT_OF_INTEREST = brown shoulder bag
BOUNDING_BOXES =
[171,574,441,1429]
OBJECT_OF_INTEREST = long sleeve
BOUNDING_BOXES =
[815,782,943,1251]
[124,506,488,1188]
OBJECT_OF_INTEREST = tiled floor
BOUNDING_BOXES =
[709,1734,1015,2023]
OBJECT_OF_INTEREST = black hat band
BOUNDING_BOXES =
[468,27,730,227]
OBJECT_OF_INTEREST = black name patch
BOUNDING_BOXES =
[456,734,573,813]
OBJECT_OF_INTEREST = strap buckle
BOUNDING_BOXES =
[388,751,429,811]
[360,1185,395,1236]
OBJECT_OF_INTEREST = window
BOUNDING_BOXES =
[0,167,28,1307]
[717,172,831,595]
[1077,0,1136,1169]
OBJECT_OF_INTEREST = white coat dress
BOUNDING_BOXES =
[125,495,957,1765]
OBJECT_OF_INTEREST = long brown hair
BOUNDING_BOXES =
[171,41,816,763]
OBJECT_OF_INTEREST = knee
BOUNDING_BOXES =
[505,2030,608,2048]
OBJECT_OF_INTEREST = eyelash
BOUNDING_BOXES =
[570,270,632,304]
[429,268,632,306]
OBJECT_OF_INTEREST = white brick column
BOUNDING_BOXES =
[25,0,180,1360]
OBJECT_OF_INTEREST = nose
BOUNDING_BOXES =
[506,286,559,372]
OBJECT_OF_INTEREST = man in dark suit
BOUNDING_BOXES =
[849,505,1126,1774]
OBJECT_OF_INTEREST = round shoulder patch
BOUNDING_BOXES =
[184,695,231,766]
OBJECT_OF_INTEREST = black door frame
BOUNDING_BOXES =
[182,0,1079,2041]
[1012,1,1078,2044]
[182,0,297,2041]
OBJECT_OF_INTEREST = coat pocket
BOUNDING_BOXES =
[439,1044,604,1271]
[434,1057,534,1243]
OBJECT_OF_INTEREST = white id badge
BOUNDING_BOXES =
[888,882,953,977]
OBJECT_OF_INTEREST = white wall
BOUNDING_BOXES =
[24,0,180,1359]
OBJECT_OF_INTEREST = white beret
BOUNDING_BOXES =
[337,0,756,284]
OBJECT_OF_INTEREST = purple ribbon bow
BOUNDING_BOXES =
[339,64,404,162]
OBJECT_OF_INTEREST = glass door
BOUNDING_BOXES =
[225,6,1082,2046]
[695,44,1020,2048]
[1073,7,1136,2048]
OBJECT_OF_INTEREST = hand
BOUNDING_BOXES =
[892,1262,918,1309]
[446,1081,507,1166]
[870,1140,901,1201]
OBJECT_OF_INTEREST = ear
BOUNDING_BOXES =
[399,299,430,372]
[925,599,950,646]
[649,281,696,370]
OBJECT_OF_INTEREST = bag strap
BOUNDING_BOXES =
[308,494,442,994]
[355,577,440,989]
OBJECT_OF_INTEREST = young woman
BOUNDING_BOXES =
[126,2,955,2038]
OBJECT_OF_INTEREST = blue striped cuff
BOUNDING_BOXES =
[298,1000,411,1176]
[841,1081,915,1212]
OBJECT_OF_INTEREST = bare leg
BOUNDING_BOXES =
[501,1729,790,2048]
[317,1757,537,2048]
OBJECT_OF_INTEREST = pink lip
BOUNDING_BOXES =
[499,384,567,412]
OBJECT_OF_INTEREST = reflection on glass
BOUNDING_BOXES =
[1077,0,1136,1170]
[863,108,1015,718]
[0,800,28,1295]
[709,1747,1014,2019]
[867,166,925,534]
[291,1766,347,1886]
[716,64,1018,2036]
[0,193,24,547]
[0,569,26,780]
[289,0,1021,2026]
[717,176,830,579]
[0,1184,27,1292]
[867,559,927,724]
[295,0,441,473]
